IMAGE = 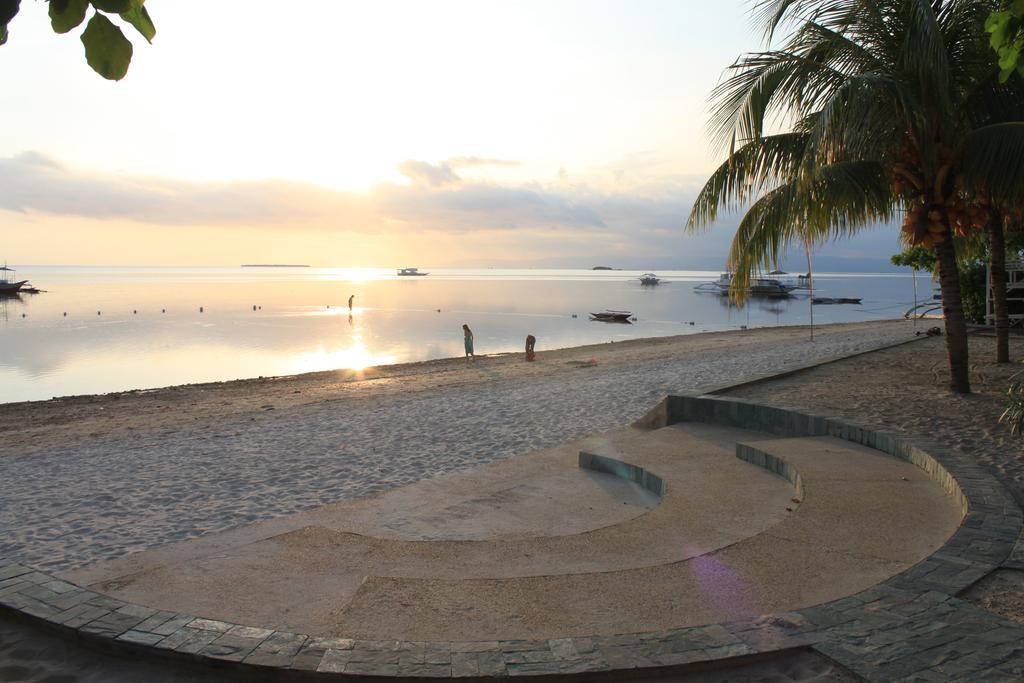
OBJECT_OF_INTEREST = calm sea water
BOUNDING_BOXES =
[0,266,926,403]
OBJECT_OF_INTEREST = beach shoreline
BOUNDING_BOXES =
[0,320,909,445]
[2,318,906,405]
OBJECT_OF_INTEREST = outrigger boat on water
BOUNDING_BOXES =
[0,265,29,294]
[695,272,798,297]
[590,310,633,323]
[639,273,661,286]
[397,267,429,276]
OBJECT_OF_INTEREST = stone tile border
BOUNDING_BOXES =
[3,391,1023,679]
[693,333,930,397]
[735,443,804,500]
[578,451,666,497]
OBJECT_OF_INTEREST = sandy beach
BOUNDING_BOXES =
[0,319,993,683]
[0,320,915,572]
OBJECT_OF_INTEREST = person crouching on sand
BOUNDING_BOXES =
[463,324,475,361]
[525,334,536,361]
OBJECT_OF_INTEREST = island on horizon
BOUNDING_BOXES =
[240,264,311,268]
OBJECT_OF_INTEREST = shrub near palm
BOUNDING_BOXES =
[1002,367,1024,434]
[688,0,1024,393]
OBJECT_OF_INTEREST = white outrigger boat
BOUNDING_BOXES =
[0,265,29,294]
[695,272,798,297]
[397,267,429,276]
[639,273,661,286]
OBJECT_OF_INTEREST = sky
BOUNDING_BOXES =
[0,0,903,270]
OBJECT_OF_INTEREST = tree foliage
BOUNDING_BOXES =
[1002,372,1024,434]
[687,0,1024,393]
[891,246,937,271]
[986,1,1024,81]
[1,0,154,80]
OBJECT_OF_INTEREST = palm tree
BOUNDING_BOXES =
[688,0,1024,393]
[987,211,1010,363]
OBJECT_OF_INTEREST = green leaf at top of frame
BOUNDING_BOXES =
[0,23,7,46]
[50,0,89,34]
[0,0,19,26]
[90,0,130,13]
[120,1,154,43]
[81,11,132,80]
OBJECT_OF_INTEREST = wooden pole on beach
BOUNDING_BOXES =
[805,240,814,341]
[912,268,918,328]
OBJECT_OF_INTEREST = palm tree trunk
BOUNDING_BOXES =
[986,216,1010,363]
[935,231,972,393]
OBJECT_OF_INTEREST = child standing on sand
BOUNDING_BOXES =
[525,334,536,361]
[463,324,475,360]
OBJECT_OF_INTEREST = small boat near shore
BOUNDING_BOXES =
[590,310,633,323]
[812,297,862,305]
[397,267,429,276]
[0,265,29,293]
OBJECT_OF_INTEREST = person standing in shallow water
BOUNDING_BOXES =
[463,324,475,361]
[348,294,355,312]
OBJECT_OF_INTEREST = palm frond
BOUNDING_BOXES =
[901,0,952,113]
[708,49,846,152]
[687,132,811,231]
[725,160,892,301]
[801,73,911,167]
[752,0,819,42]
[961,122,1024,205]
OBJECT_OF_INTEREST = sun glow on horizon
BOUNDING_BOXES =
[2,0,842,271]
[317,268,392,283]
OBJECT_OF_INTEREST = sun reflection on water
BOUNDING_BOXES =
[286,342,396,374]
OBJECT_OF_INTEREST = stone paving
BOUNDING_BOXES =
[2,392,1024,680]
[0,325,914,572]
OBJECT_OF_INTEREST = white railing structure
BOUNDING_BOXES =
[986,258,1024,326]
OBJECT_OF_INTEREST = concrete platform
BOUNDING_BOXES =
[61,422,960,641]
[3,393,1021,680]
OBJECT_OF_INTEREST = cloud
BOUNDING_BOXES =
[0,151,370,228]
[0,150,687,236]
[396,159,462,187]
[447,156,520,169]
[396,156,519,187]
[0,150,905,269]
[376,182,608,231]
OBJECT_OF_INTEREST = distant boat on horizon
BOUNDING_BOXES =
[695,273,797,297]
[592,266,613,270]
[397,267,429,276]
[639,273,661,286]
